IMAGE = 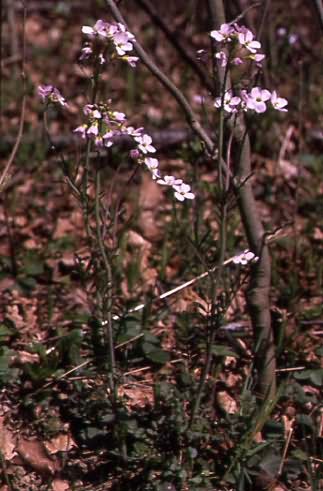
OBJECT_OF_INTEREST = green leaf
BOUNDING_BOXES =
[145,349,170,364]
[211,345,238,357]
[294,368,323,386]
[0,324,15,344]
[22,251,44,277]
[0,347,11,384]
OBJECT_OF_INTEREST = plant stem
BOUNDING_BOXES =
[95,168,116,392]
[208,0,276,399]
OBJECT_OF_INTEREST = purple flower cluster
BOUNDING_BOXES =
[80,19,139,67]
[38,85,68,107]
[211,23,265,68]
[214,87,288,114]
[211,23,288,115]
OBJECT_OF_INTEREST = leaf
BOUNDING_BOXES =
[22,250,45,276]
[294,368,323,386]
[0,348,11,384]
[0,324,15,344]
[211,345,238,357]
[145,349,170,364]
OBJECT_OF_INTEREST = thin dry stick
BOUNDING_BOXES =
[136,0,214,94]
[0,0,26,191]
[278,419,295,476]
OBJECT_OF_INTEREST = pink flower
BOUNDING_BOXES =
[79,45,93,61]
[38,85,67,107]
[210,24,234,43]
[125,56,139,67]
[270,91,288,112]
[245,87,271,113]
[135,134,156,154]
[111,111,126,122]
[173,183,195,202]
[73,125,87,138]
[214,90,241,113]
[144,157,160,179]
[232,250,258,265]
[232,57,244,66]
[157,175,183,186]
[215,51,227,67]
[86,123,99,137]
[130,148,140,159]
[82,20,108,39]
[238,29,261,53]
[113,31,134,56]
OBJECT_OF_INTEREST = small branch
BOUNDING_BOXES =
[0,0,26,191]
[136,0,215,94]
[105,0,214,154]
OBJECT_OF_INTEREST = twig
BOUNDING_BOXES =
[0,0,26,191]
[136,0,214,94]
[278,418,295,476]
[105,0,214,155]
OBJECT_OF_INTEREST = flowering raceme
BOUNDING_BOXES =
[210,23,288,115]
[72,101,194,202]
[80,19,139,67]
[38,20,195,203]
[38,85,68,107]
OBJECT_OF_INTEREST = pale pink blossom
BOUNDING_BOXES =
[270,91,288,112]
[73,125,87,138]
[125,56,139,67]
[144,157,160,179]
[245,87,271,113]
[215,51,227,67]
[214,91,241,113]
[238,29,261,53]
[38,85,67,107]
[232,57,244,65]
[157,175,183,186]
[232,250,258,265]
[210,24,234,42]
[82,20,108,39]
[135,134,156,154]
[173,183,195,202]
[86,123,99,137]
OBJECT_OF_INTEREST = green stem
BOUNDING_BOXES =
[95,168,116,392]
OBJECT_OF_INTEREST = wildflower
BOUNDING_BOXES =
[102,130,115,147]
[73,125,87,138]
[245,87,271,113]
[232,57,244,65]
[215,51,227,67]
[79,45,93,61]
[238,29,261,53]
[214,90,241,113]
[125,56,139,67]
[135,134,156,154]
[210,24,234,43]
[111,111,126,122]
[173,183,195,202]
[157,175,183,186]
[232,250,258,265]
[112,30,134,56]
[38,85,67,107]
[144,157,160,179]
[86,123,99,137]
[270,91,288,112]
[248,52,266,67]
[82,19,108,39]
[130,148,140,159]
